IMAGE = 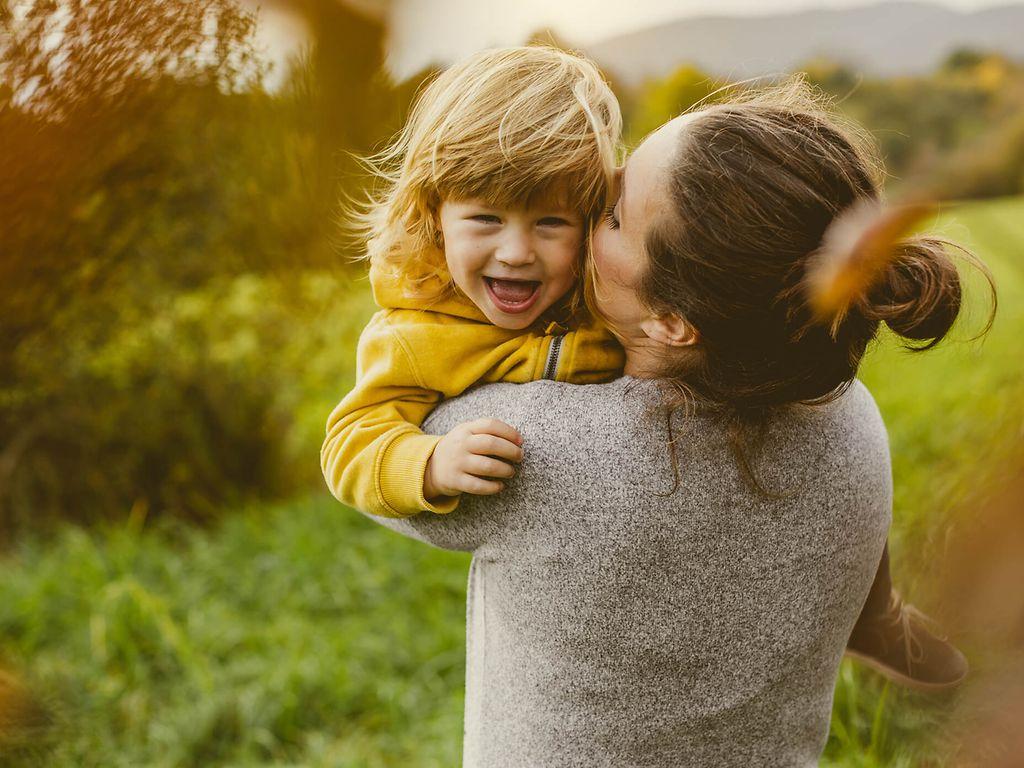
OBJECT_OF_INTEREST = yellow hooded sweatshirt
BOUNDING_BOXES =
[321,261,625,518]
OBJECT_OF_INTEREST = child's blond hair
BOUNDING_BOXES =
[356,45,622,298]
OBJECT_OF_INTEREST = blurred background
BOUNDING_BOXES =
[1,0,1023,765]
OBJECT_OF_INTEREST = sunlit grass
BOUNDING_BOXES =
[1,196,1022,765]
[0,498,470,766]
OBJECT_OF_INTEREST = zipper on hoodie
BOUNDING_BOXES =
[542,334,564,381]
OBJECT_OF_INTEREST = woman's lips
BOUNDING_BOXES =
[484,277,542,314]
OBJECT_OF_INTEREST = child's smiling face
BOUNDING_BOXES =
[438,195,584,330]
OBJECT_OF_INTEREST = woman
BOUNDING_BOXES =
[358,81,989,766]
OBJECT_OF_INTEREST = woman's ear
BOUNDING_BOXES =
[639,313,700,347]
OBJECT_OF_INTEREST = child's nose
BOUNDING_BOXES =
[495,230,535,266]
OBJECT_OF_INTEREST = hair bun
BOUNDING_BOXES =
[870,239,961,345]
[804,198,937,336]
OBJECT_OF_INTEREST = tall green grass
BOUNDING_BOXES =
[0,499,470,766]
[1,197,1021,766]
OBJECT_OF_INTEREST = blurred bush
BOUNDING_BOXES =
[624,64,728,143]
[0,0,409,534]
[802,50,1024,199]
[2,269,375,532]
[622,50,1024,199]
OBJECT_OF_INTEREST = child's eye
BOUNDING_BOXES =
[537,217,570,227]
[470,214,501,224]
[603,204,620,230]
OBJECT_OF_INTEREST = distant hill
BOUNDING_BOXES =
[585,1,1024,84]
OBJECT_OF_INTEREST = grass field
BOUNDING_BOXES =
[1,197,1022,767]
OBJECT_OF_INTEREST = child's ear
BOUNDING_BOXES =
[423,195,444,247]
[640,313,700,347]
[427,210,443,247]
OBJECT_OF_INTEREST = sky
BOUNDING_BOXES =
[245,0,1021,85]
[385,0,1019,77]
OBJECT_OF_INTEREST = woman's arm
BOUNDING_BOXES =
[349,378,566,553]
[353,496,503,553]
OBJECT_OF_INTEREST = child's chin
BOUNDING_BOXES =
[486,303,541,329]
[491,313,535,330]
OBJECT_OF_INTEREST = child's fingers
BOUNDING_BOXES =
[467,433,523,463]
[465,455,516,480]
[457,474,505,496]
[467,418,522,446]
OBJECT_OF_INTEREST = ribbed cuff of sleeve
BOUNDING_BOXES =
[378,432,460,516]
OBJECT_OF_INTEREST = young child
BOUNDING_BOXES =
[321,46,624,519]
[321,47,966,692]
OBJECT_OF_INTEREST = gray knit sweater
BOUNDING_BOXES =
[360,376,891,767]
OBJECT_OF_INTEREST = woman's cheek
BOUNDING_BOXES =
[590,226,618,278]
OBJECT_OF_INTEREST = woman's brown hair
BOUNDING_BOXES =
[635,77,996,494]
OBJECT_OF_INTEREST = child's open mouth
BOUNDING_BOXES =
[484,277,542,314]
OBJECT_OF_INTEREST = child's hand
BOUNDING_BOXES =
[423,419,523,500]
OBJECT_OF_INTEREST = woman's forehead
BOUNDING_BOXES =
[628,113,697,175]
[621,114,695,224]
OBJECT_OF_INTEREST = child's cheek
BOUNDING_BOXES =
[445,236,475,273]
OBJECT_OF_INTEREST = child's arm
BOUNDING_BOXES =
[321,314,522,518]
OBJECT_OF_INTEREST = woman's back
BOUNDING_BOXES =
[369,377,891,767]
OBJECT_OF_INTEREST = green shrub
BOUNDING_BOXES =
[1,272,376,533]
[0,0,404,533]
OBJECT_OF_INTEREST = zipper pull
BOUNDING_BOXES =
[542,333,565,381]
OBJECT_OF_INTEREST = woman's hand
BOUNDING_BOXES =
[423,418,523,501]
